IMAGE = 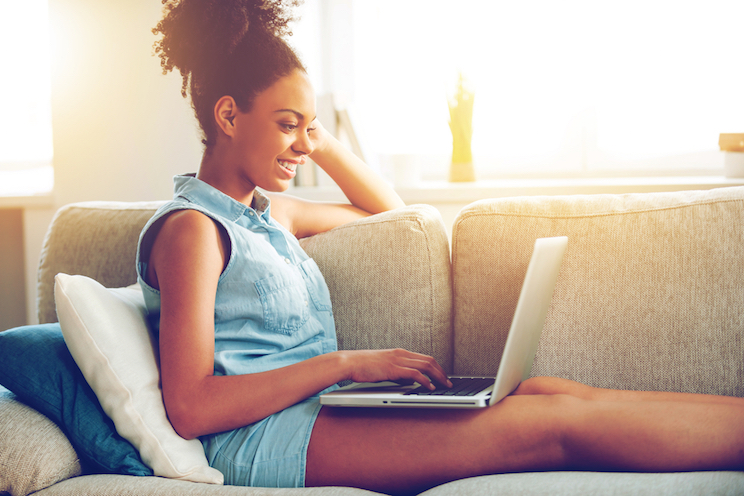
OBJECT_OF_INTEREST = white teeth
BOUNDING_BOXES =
[278,160,297,172]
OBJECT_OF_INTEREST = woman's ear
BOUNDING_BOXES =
[214,96,238,137]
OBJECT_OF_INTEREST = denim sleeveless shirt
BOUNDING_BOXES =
[136,174,338,486]
[136,174,338,376]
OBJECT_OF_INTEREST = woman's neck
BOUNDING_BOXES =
[197,151,256,208]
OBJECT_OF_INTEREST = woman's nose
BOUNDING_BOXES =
[292,130,314,156]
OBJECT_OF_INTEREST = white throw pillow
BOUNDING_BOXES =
[54,273,223,484]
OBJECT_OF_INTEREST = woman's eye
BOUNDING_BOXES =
[281,123,297,131]
[307,127,316,133]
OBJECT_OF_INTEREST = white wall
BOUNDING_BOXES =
[49,0,203,207]
[23,0,204,323]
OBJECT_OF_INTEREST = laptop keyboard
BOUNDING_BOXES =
[404,377,493,397]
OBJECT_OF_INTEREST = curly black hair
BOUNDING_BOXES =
[152,0,305,149]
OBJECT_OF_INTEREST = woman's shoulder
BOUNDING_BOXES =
[142,202,224,246]
[161,207,216,232]
[143,208,232,290]
[139,206,232,284]
[155,208,230,254]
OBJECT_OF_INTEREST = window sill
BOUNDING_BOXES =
[0,166,55,208]
[290,176,744,205]
[0,193,55,209]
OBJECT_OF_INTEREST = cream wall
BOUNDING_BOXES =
[49,0,202,207]
[22,0,203,323]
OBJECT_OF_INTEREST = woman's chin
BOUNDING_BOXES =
[260,179,293,193]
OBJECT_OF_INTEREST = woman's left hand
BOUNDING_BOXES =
[307,118,332,158]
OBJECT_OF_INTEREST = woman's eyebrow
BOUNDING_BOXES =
[274,109,317,122]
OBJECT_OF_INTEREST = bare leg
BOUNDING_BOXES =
[516,376,744,406]
[306,389,744,495]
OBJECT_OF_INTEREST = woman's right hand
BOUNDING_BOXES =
[337,349,452,391]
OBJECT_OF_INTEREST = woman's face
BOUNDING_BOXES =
[230,69,317,193]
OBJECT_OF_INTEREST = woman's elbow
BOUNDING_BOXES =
[164,394,205,440]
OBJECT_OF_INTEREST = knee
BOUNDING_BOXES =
[514,376,596,398]
[546,394,595,470]
[512,376,570,395]
[503,392,589,470]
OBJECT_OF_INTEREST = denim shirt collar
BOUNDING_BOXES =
[172,173,272,223]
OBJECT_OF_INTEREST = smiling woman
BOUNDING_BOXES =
[0,0,54,196]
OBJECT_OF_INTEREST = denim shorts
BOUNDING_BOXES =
[202,396,323,487]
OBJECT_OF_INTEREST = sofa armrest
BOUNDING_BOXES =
[452,186,744,396]
[301,204,453,372]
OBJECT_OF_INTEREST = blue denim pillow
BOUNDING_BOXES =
[0,323,153,476]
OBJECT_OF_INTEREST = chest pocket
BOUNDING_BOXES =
[300,258,333,312]
[254,266,310,334]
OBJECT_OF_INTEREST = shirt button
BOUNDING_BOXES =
[248,211,255,216]
[305,300,309,306]
[284,258,291,264]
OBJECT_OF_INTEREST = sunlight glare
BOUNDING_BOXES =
[0,0,54,165]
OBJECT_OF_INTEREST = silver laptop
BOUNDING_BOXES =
[320,236,568,409]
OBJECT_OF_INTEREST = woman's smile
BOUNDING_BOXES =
[277,157,305,175]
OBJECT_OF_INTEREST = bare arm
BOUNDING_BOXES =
[149,210,448,440]
[270,121,405,238]
[309,124,404,215]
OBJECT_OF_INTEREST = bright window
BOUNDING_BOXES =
[335,0,744,179]
[0,0,54,195]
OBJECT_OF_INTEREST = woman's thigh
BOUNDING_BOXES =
[305,394,573,495]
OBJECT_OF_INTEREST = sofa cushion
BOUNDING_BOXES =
[452,186,744,396]
[31,473,385,495]
[0,388,81,496]
[0,324,152,477]
[54,274,223,484]
[418,471,744,496]
[300,204,453,372]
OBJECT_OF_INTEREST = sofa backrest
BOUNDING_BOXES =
[37,201,454,372]
[451,186,744,397]
[37,201,165,325]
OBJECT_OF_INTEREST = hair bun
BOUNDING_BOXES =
[153,0,301,95]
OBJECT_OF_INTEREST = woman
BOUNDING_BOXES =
[140,0,744,494]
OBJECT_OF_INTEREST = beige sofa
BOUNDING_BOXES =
[2,186,744,496]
